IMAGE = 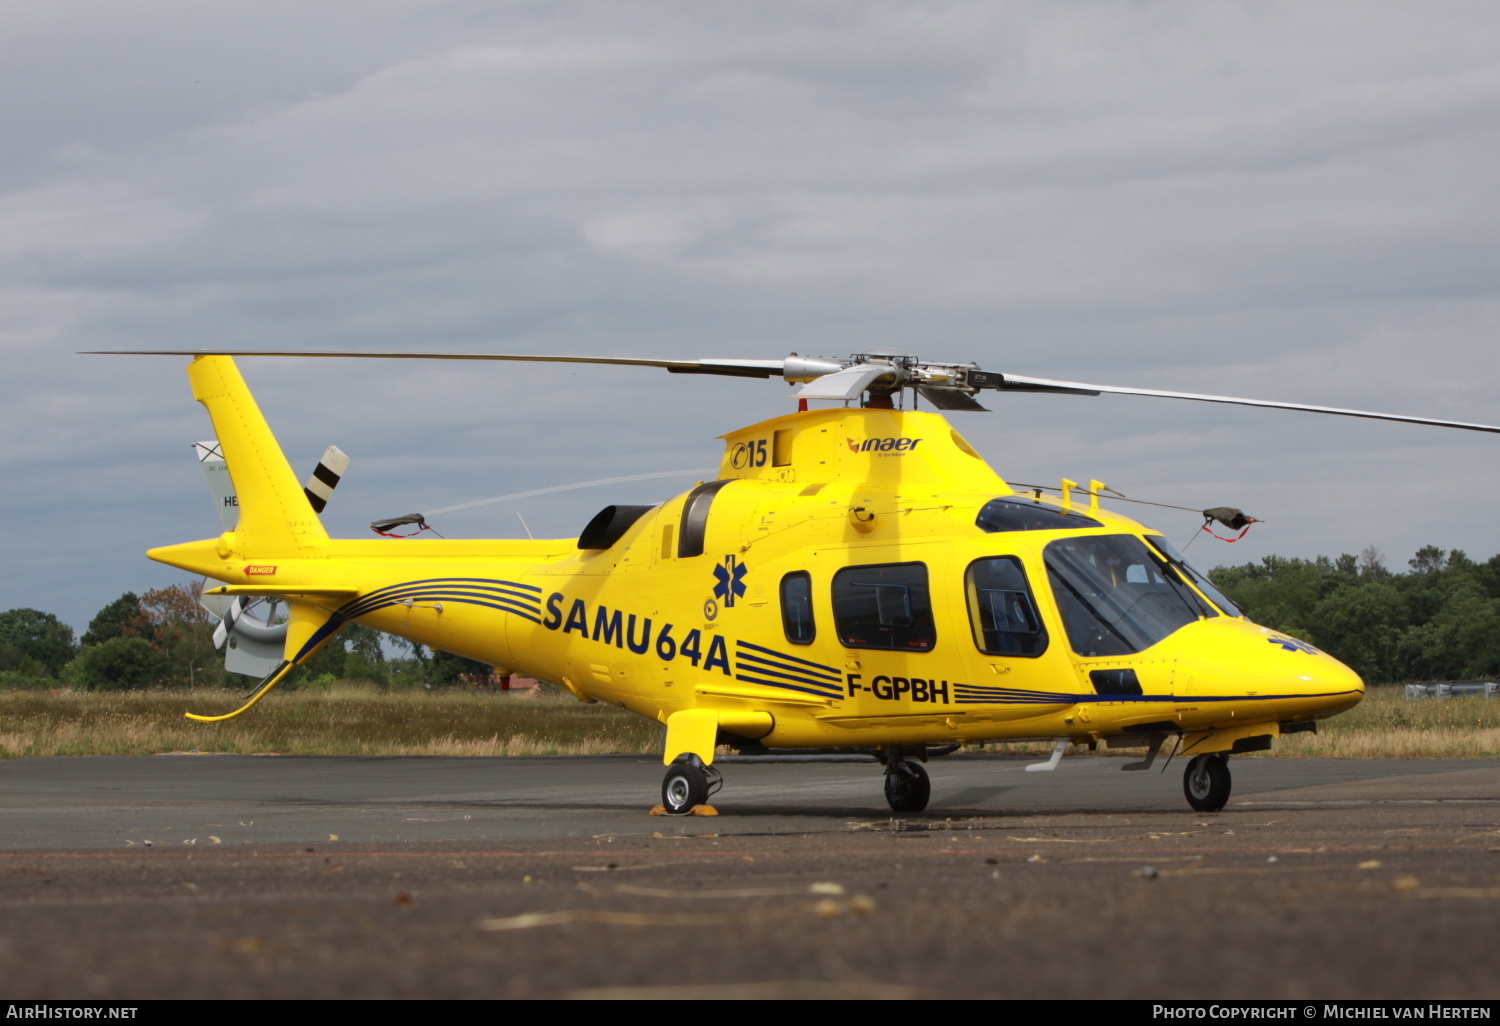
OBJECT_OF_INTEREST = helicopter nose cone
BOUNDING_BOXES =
[1281,647,1365,720]
[1173,620,1364,721]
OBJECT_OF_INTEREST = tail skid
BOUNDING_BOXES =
[185,659,293,722]
[186,583,355,721]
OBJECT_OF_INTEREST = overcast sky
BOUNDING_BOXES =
[3,1,1498,633]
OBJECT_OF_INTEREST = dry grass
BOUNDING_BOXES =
[1262,686,1500,759]
[0,684,663,759]
[1,683,1497,760]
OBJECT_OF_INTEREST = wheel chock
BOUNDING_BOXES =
[647,804,719,817]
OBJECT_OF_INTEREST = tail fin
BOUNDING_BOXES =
[188,356,328,556]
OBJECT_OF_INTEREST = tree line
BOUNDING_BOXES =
[4,545,1496,691]
[0,583,491,692]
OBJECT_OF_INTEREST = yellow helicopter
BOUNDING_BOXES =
[106,349,1500,816]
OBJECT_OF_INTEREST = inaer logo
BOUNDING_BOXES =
[245,565,278,576]
[846,437,923,453]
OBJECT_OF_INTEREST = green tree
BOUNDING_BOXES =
[70,636,168,691]
[0,608,77,676]
[0,642,52,690]
[1398,594,1500,681]
[1210,555,1353,638]
[0,642,51,679]
[288,634,345,687]
[81,593,142,647]
[381,637,428,691]
[1475,554,1500,600]
[1445,549,1476,574]
[427,650,491,686]
[130,584,226,687]
[1398,546,1481,626]
[1408,545,1447,575]
[340,624,388,684]
[1309,583,1409,680]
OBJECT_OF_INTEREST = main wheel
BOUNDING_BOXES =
[662,758,711,815]
[1183,753,1231,812]
[884,762,931,813]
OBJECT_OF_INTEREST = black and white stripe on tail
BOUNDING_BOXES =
[303,445,349,514]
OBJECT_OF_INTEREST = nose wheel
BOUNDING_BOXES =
[1183,753,1231,812]
[884,760,931,813]
[661,754,723,815]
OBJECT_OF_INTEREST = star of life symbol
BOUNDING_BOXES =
[1268,636,1319,654]
[713,555,748,608]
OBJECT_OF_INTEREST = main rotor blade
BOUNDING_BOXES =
[87,351,787,379]
[997,374,1500,435]
[93,349,1500,433]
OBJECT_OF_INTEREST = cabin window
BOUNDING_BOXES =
[976,497,1102,533]
[965,557,1047,657]
[1044,535,1207,657]
[780,571,815,645]
[1146,536,1241,617]
[832,562,936,652]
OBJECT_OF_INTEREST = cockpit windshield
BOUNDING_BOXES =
[1044,535,1212,657]
[1146,535,1244,617]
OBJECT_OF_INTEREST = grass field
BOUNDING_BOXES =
[0,684,1497,760]
[0,685,663,759]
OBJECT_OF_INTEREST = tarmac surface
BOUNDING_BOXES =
[2,753,1499,999]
